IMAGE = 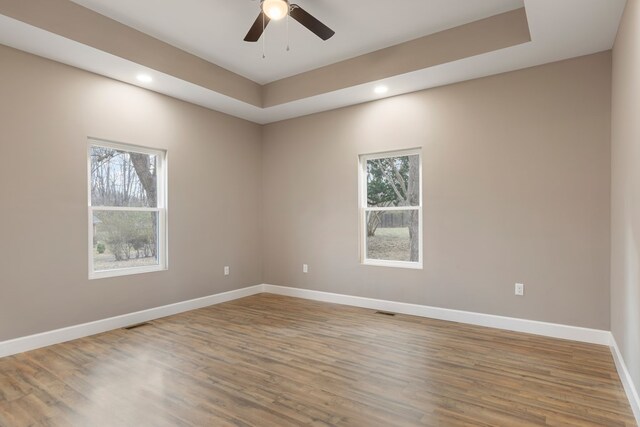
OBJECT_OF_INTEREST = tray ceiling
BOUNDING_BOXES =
[0,0,627,124]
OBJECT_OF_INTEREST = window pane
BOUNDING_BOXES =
[92,211,159,272]
[90,146,158,208]
[366,210,419,262]
[367,155,420,207]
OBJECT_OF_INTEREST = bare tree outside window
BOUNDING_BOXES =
[88,140,167,278]
[360,150,422,267]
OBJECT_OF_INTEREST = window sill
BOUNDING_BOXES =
[89,265,167,280]
[362,259,423,270]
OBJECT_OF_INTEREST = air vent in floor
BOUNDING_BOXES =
[375,311,396,316]
[124,322,151,330]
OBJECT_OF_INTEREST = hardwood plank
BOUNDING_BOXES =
[0,294,635,426]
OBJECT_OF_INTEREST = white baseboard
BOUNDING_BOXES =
[262,284,611,345]
[610,335,640,424]
[0,282,613,354]
[263,285,640,420]
[262,285,640,421]
[1,282,637,423]
[0,284,264,358]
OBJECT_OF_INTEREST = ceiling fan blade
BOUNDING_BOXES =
[289,4,335,41]
[244,12,270,42]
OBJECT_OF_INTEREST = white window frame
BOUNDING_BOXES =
[358,148,423,269]
[87,138,168,280]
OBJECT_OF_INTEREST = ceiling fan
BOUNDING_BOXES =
[244,0,335,42]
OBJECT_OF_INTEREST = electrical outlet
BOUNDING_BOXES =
[515,283,524,296]
[303,264,308,273]
[224,266,230,276]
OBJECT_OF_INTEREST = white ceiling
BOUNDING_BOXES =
[0,0,627,124]
[69,0,524,84]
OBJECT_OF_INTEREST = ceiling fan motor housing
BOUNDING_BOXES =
[244,1,335,42]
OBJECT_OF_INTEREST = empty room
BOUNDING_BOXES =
[1,0,640,425]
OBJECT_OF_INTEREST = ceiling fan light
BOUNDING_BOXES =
[262,0,289,21]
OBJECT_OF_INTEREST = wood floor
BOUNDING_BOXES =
[0,294,635,427]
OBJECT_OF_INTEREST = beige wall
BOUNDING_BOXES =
[612,0,640,392]
[262,52,612,330]
[0,45,263,341]
[0,43,614,342]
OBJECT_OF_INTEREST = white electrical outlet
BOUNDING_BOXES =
[515,283,524,296]
[224,266,230,276]
[303,264,308,273]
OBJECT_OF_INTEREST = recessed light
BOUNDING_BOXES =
[374,85,388,95]
[136,74,153,83]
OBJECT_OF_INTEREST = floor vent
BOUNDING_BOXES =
[375,311,396,316]
[124,322,151,330]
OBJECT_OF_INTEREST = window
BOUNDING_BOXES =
[359,149,422,269]
[88,139,167,279]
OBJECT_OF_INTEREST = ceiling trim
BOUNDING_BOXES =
[0,0,626,124]
[0,0,529,110]
[264,8,530,107]
[0,0,262,107]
